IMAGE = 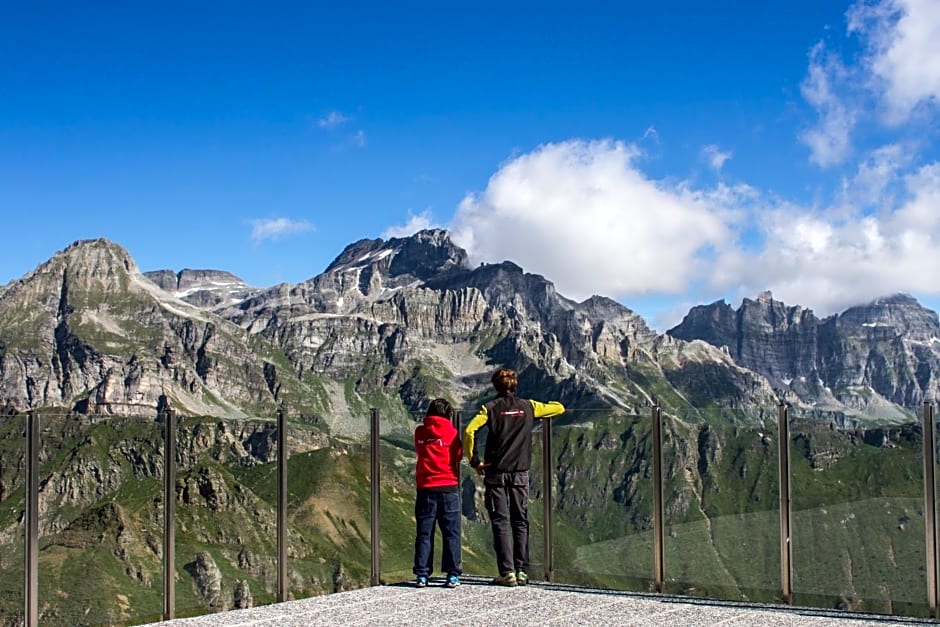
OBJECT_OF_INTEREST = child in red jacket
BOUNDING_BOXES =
[412,398,463,588]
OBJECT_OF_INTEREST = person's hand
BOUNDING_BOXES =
[473,461,487,476]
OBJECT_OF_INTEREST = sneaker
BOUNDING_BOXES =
[490,572,517,587]
[415,576,428,588]
[516,570,529,586]
[445,574,460,588]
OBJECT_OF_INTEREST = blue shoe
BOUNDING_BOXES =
[445,574,460,588]
[415,575,428,588]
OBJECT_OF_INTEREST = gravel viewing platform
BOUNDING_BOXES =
[142,577,937,626]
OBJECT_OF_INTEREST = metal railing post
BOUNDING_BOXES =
[542,416,554,582]
[277,406,288,602]
[25,411,38,627]
[777,401,793,605]
[163,408,176,621]
[651,404,664,593]
[923,401,938,618]
[370,408,381,586]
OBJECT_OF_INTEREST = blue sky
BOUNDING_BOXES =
[1,1,939,331]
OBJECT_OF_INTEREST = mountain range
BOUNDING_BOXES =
[0,229,936,425]
[1,229,937,623]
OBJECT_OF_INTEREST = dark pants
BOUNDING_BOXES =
[413,489,462,577]
[483,470,529,576]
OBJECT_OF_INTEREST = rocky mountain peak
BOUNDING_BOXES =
[324,228,467,285]
[667,291,940,409]
[12,238,139,292]
[837,292,940,342]
[144,268,257,310]
[0,238,286,417]
[275,228,472,312]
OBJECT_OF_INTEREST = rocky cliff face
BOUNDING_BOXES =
[0,240,311,417]
[0,232,934,423]
[210,229,778,422]
[667,291,940,411]
[0,231,933,622]
[144,269,260,310]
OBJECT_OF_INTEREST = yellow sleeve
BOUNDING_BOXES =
[531,400,565,419]
[462,406,489,462]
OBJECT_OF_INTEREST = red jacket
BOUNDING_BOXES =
[414,414,462,489]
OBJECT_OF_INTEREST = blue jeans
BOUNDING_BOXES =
[413,489,462,577]
[483,470,529,575]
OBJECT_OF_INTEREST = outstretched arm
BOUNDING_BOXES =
[531,400,565,419]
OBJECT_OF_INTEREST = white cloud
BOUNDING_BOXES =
[249,218,314,243]
[837,143,909,211]
[352,129,366,147]
[382,210,440,239]
[317,111,350,128]
[702,144,732,172]
[848,0,940,123]
[710,158,940,316]
[450,139,735,302]
[448,140,940,325]
[799,43,857,167]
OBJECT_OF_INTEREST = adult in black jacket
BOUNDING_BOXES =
[463,368,564,586]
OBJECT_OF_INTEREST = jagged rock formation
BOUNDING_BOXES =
[186,552,225,608]
[233,580,253,609]
[0,239,322,417]
[144,268,260,310]
[0,231,936,623]
[667,291,940,413]
[213,229,779,426]
[3,233,935,424]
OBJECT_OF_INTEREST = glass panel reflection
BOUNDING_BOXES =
[550,408,655,591]
[457,407,498,580]
[285,410,371,601]
[663,407,781,603]
[173,414,278,618]
[378,409,425,583]
[33,413,164,626]
[790,406,927,617]
[0,413,26,627]
[527,427,545,582]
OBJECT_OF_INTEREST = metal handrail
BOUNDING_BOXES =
[25,412,38,627]
[651,404,665,593]
[13,402,940,623]
[542,418,554,582]
[370,408,381,586]
[163,408,176,621]
[778,401,793,605]
[924,401,938,618]
[277,406,288,602]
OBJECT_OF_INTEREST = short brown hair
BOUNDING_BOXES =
[491,368,517,394]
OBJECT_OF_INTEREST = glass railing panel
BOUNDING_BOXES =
[32,413,164,626]
[549,408,654,591]
[527,426,545,582]
[455,406,497,581]
[378,409,424,583]
[789,405,927,618]
[663,407,781,603]
[285,410,371,600]
[0,413,26,627]
[173,414,278,619]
